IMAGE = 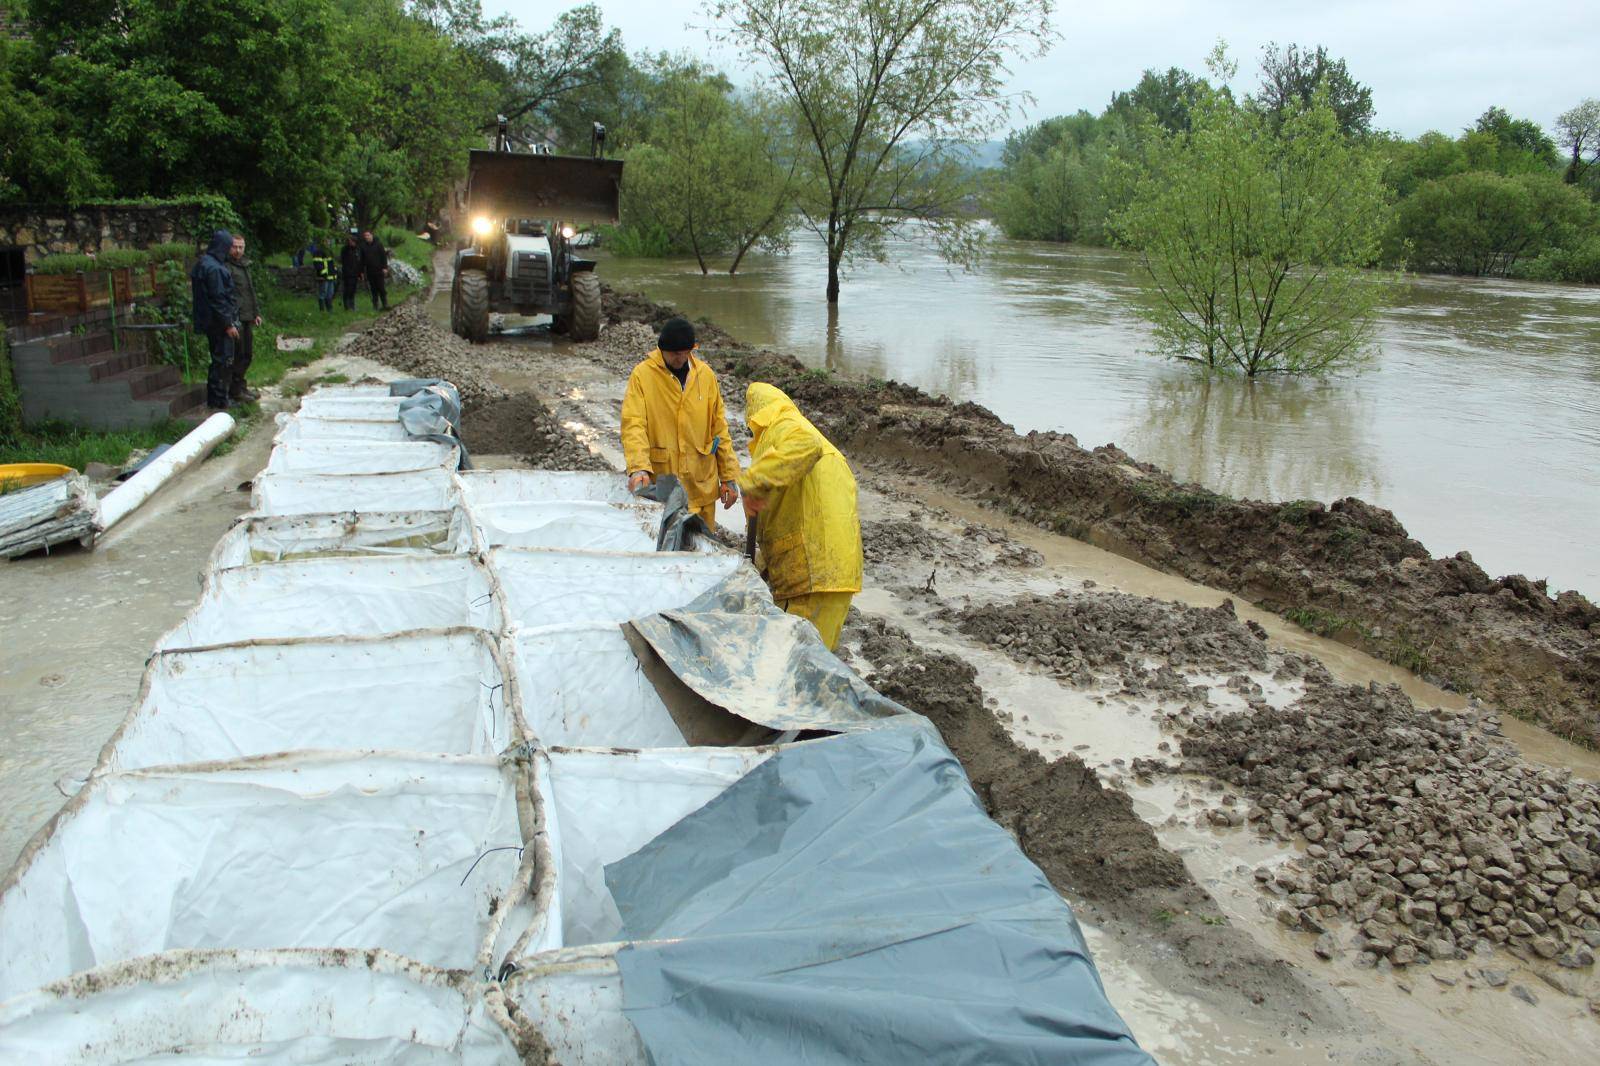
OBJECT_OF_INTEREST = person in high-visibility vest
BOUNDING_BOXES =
[310,244,338,312]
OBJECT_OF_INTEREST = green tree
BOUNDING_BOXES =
[710,0,1055,303]
[0,36,108,203]
[1254,43,1374,137]
[1395,170,1592,275]
[21,0,345,250]
[1111,65,1391,376]
[1107,68,1206,135]
[1467,106,1560,173]
[1555,99,1600,186]
[616,60,796,273]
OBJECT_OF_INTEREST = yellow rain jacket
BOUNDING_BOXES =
[739,383,863,602]
[621,350,739,513]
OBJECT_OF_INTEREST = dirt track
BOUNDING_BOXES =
[339,274,1600,1061]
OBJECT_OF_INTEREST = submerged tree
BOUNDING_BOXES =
[710,0,1055,303]
[1111,50,1391,377]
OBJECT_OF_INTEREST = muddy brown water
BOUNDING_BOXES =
[598,232,1600,599]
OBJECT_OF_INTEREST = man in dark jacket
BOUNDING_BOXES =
[226,234,262,402]
[339,233,362,310]
[359,229,388,310]
[190,229,239,410]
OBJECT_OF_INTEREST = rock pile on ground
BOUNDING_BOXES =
[1176,680,1600,976]
[861,518,1044,569]
[949,591,1273,687]
[340,303,507,410]
[458,395,609,470]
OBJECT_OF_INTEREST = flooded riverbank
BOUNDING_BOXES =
[599,233,1600,598]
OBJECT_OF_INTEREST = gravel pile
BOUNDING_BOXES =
[340,304,508,410]
[1177,680,1600,975]
[862,518,1045,569]
[951,591,1273,687]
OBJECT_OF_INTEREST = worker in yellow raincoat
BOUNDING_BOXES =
[621,318,740,526]
[739,382,863,650]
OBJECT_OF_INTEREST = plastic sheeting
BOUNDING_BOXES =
[0,755,526,1001]
[0,386,1150,1065]
[607,719,1153,1066]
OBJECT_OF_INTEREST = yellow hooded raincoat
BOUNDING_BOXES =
[739,384,862,646]
[621,350,739,521]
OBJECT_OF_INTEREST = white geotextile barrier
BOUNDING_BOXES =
[209,510,472,569]
[0,755,528,1002]
[0,389,764,1062]
[253,468,459,515]
[97,630,516,774]
[515,624,684,748]
[493,548,739,628]
[264,439,459,476]
[157,555,499,649]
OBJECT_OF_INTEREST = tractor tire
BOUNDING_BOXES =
[549,311,570,336]
[454,269,490,344]
[567,271,602,342]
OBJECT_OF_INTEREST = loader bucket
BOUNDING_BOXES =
[465,150,624,224]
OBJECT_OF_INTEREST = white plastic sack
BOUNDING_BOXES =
[457,471,635,510]
[543,748,770,945]
[296,394,403,420]
[265,440,458,476]
[513,624,682,749]
[504,949,648,1066]
[0,950,517,1065]
[253,470,459,515]
[470,501,662,552]
[491,549,739,629]
[98,630,517,774]
[157,555,497,649]
[0,755,526,1001]
[274,415,412,444]
[209,510,472,569]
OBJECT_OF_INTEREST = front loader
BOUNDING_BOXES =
[451,122,624,343]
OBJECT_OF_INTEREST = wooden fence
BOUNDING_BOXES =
[24,264,169,314]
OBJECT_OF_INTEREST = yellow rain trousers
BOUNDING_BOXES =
[621,350,739,525]
[739,383,863,650]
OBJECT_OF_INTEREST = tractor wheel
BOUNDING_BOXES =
[567,271,602,342]
[454,269,490,344]
[549,311,570,336]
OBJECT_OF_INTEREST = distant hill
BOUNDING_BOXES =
[950,140,1007,170]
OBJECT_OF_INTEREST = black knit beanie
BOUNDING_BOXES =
[658,317,696,353]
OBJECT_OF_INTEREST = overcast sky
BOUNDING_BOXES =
[495,0,1598,139]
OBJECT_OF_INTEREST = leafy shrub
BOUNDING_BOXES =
[0,327,22,449]
[604,222,677,257]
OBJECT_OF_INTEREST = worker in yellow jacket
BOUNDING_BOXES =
[739,382,863,650]
[621,318,740,525]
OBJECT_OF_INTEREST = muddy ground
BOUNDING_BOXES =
[322,275,1600,1060]
[607,292,1599,749]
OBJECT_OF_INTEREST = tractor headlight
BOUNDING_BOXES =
[561,225,576,240]
[471,216,493,237]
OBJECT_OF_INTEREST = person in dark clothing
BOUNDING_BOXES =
[190,229,239,410]
[339,234,363,311]
[226,235,262,402]
[359,229,388,309]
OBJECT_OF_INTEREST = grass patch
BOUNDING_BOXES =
[315,372,350,385]
[0,419,191,470]
[1275,499,1318,525]
[1132,478,1223,517]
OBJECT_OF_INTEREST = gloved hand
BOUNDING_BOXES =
[628,470,652,493]
[719,481,738,509]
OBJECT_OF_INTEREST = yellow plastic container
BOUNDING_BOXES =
[0,463,75,491]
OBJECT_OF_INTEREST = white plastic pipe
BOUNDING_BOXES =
[97,412,236,533]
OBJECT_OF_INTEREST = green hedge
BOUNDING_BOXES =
[0,327,21,450]
[33,242,195,275]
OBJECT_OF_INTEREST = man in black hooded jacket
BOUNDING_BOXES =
[339,233,362,310]
[359,229,388,309]
[190,229,239,410]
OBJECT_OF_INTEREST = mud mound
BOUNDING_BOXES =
[1170,680,1600,975]
[951,591,1274,688]
[339,303,507,410]
[600,283,741,349]
[849,615,1332,1022]
[460,395,609,471]
[861,517,1044,569]
[579,284,1600,748]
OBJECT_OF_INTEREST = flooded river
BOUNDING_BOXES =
[600,233,1600,598]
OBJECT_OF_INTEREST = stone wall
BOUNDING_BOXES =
[0,204,206,264]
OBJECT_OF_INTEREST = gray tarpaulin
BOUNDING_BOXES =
[624,570,903,735]
[606,716,1155,1066]
[390,378,470,469]
[632,474,709,551]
